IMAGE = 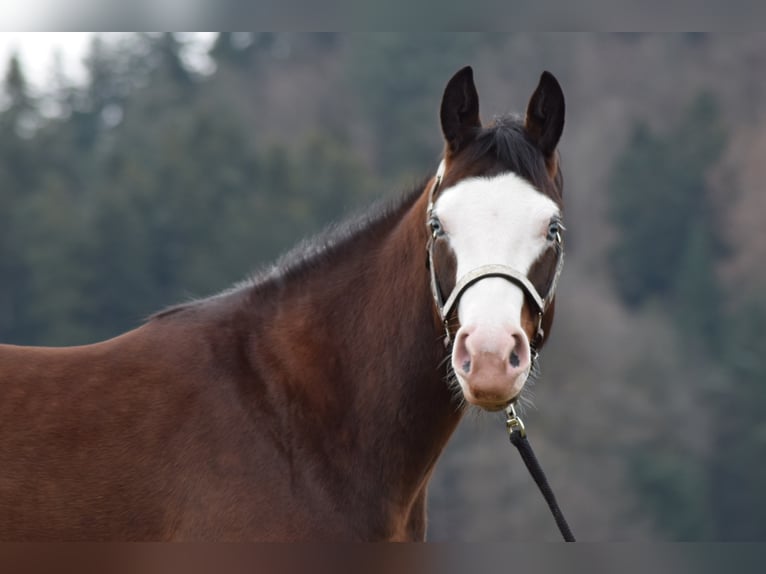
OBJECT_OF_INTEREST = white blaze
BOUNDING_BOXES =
[433,171,560,396]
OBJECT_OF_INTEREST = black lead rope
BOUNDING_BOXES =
[506,404,576,542]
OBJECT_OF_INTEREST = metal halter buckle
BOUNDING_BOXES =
[505,402,526,438]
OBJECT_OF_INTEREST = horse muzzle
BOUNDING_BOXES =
[451,323,531,409]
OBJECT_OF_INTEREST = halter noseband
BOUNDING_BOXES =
[425,160,565,356]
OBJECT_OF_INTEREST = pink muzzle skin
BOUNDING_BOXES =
[452,323,531,406]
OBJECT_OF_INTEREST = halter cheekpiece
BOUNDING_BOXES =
[425,160,565,359]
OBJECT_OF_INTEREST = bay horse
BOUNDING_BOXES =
[0,66,565,541]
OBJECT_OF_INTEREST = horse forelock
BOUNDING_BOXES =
[446,114,563,208]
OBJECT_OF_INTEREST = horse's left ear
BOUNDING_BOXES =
[525,71,565,160]
[440,66,481,155]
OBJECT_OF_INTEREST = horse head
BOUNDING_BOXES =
[427,66,565,411]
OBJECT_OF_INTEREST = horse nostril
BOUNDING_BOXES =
[462,360,471,374]
[509,351,520,368]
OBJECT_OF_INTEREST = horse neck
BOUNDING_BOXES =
[249,184,463,518]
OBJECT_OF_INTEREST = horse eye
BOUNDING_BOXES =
[429,216,445,238]
[547,219,563,243]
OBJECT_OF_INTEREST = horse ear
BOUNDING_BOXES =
[525,71,565,159]
[440,66,481,155]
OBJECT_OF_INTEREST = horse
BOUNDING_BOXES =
[0,66,565,541]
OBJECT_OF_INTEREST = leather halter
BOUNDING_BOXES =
[425,160,565,353]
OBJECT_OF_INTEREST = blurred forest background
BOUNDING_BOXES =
[1,33,766,541]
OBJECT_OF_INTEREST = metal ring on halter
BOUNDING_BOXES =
[505,401,526,438]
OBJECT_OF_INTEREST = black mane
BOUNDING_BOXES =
[249,178,428,289]
[150,179,429,320]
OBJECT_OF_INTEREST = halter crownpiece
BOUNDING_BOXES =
[426,159,446,216]
[425,160,565,352]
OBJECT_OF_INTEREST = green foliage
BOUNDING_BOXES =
[710,299,766,540]
[672,219,723,353]
[0,34,375,345]
[209,33,254,69]
[347,33,484,178]
[628,448,714,540]
[0,55,38,342]
[606,93,753,538]
[608,93,725,314]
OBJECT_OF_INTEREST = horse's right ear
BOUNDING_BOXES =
[440,66,481,155]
